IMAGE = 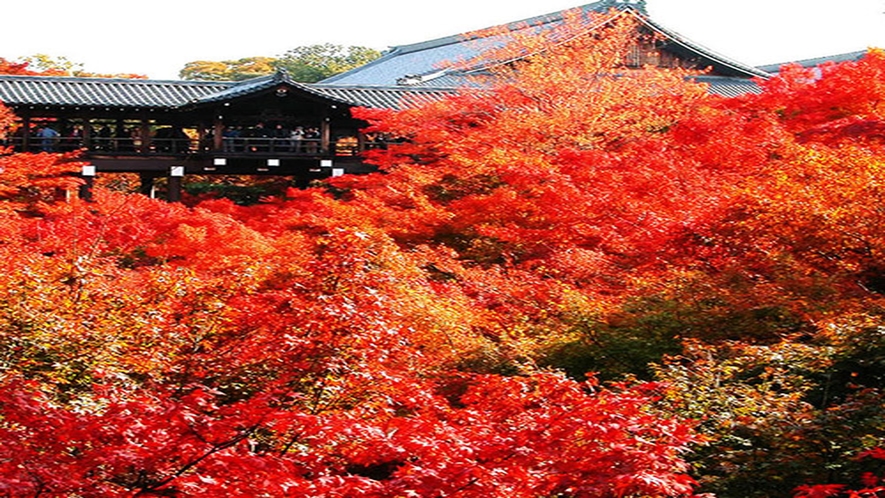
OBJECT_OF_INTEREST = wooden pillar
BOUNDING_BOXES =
[79,165,96,201]
[321,117,331,154]
[140,120,152,153]
[138,172,156,197]
[115,117,125,152]
[294,175,311,189]
[213,115,224,151]
[357,131,366,153]
[197,121,207,152]
[21,114,30,152]
[167,177,182,202]
[82,118,92,150]
[167,166,184,202]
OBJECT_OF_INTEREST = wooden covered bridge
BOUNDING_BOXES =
[0,70,448,200]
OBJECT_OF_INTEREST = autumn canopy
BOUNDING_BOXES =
[0,9,884,498]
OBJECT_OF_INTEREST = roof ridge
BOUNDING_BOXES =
[391,1,616,56]
[636,15,771,78]
[756,49,867,72]
[0,73,231,85]
[321,2,630,86]
[310,82,459,92]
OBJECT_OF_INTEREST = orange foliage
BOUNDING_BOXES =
[0,55,147,78]
[0,57,39,75]
[2,9,885,498]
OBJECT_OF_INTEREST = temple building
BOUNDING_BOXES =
[0,0,842,199]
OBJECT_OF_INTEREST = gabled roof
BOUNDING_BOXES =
[320,1,769,88]
[692,75,762,97]
[309,84,457,109]
[189,72,290,104]
[0,71,442,112]
[374,70,761,97]
[756,50,867,74]
[0,1,770,114]
[188,70,358,107]
[321,1,622,87]
[0,74,228,109]
[635,14,770,79]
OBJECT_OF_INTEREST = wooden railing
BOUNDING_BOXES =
[2,136,400,158]
[3,137,335,156]
[221,137,327,154]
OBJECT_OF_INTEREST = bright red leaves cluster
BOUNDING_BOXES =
[0,374,699,497]
[0,120,702,496]
[1,9,885,498]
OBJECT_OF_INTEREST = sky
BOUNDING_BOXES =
[4,0,885,80]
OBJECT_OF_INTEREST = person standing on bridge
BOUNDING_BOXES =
[37,125,60,152]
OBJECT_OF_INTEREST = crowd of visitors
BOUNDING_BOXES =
[1,121,383,156]
[2,122,144,153]
[220,123,322,153]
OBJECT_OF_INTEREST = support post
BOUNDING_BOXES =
[79,165,96,201]
[139,120,152,153]
[138,172,156,197]
[321,116,331,154]
[21,114,30,152]
[82,118,92,150]
[213,115,224,151]
[168,166,184,202]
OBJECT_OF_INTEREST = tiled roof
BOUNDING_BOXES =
[310,84,457,109]
[636,16,770,79]
[320,1,768,88]
[188,71,359,107]
[0,73,450,112]
[0,71,759,116]
[0,71,449,112]
[321,2,620,87]
[0,74,228,109]
[694,76,761,97]
[399,72,760,98]
[189,74,281,104]
[756,50,867,74]
[311,76,761,105]
[0,1,769,114]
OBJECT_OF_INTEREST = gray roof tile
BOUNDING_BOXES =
[321,2,768,88]
[322,2,617,87]
[637,16,770,79]
[0,75,229,109]
[694,76,761,97]
[310,84,457,110]
[756,50,867,74]
[0,72,453,112]
[0,2,777,113]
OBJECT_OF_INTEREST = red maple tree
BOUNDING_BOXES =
[1,8,884,498]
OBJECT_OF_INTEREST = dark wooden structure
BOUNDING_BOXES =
[0,71,447,199]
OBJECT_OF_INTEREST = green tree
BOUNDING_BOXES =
[178,45,381,83]
[179,57,277,81]
[178,60,231,80]
[275,43,382,82]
